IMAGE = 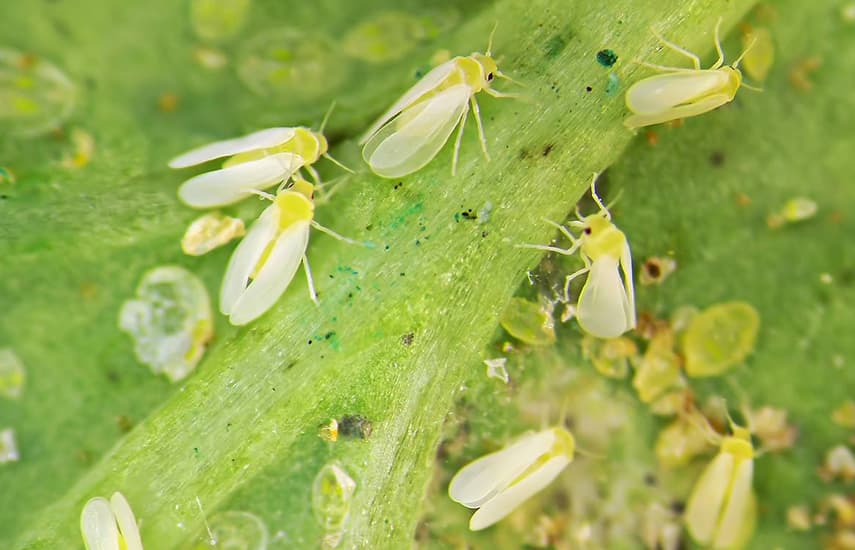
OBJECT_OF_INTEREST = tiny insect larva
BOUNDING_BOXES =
[684,423,756,550]
[448,427,575,531]
[520,173,636,339]
[169,109,350,208]
[219,179,360,326]
[80,491,144,550]
[359,27,519,178]
[624,18,761,129]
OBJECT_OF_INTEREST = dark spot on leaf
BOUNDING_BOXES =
[401,332,414,346]
[339,414,373,439]
[596,49,618,67]
[710,151,725,166]
[586,86,593,92]
[643,259,662,279]
[542,144,554,157]
[543,34,567,59]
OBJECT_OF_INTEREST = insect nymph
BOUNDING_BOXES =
[522,173,636,339]
[359,29,517,178]
[624,18,759,129]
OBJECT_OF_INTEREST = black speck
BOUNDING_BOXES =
[401,332,415,346]
[481,231,489,238]
[324,331,335,340]
[461,208,477,221]
[710,151,725,167]
[585,86,593,92]
[393,182,403,190]
[596,49,618,67]
[365,224,373,231]
[307,339,313,345]
[542,144,554,157]
[384,245,390,251]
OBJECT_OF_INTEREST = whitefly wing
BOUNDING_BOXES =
[449,429,555,509]
[713,459,755,549]
[363,84,471,178]
[469,455,570,531]
[220,204,280,316]
[620,241,637,330]
[178,152,303,208]
[359,59,461,144]
[80,497,120,550]
[168,127,297,168]
[624,93,733,129]
[576,257,634,339]
[110,493,143,550]
[685,452,735,545]
[227,221,311,326]
[625,71,731,114]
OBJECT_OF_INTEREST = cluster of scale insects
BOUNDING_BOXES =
[84,18,770,550]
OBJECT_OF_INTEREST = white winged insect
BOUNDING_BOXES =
[80,491,144,550]
[624,18,761,129]
[449,427,575,531]
[359,28,518,178]
[169,108,350,208]
[520,173,636,339]
[219,178,360,326]
[684,422,757,550]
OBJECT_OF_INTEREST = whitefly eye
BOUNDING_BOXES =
[486,72,494,81]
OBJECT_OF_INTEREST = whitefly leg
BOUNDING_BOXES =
[302,254,319,305]
[471,96,490,161]
[650,27,701,69]
[451,101,469,177]
[563,265,591,303]
[711,17,725,69]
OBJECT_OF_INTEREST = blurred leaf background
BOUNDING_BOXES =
[1,0,853,548]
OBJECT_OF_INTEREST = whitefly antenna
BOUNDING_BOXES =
[486,22,499,56]
[319,100,337,133]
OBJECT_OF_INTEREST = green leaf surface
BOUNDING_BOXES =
[6,0,852,548]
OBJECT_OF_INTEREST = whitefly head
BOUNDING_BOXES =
[80,491,144,550]
[448,427,575,530]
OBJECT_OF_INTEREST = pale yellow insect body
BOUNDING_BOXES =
[624,19,758,129]
[684,426,757,550]
[359,30,517,178]
[521,174,636,339]
[449,427,575,531]
[169,125,345,209]
[220,179,360,326]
